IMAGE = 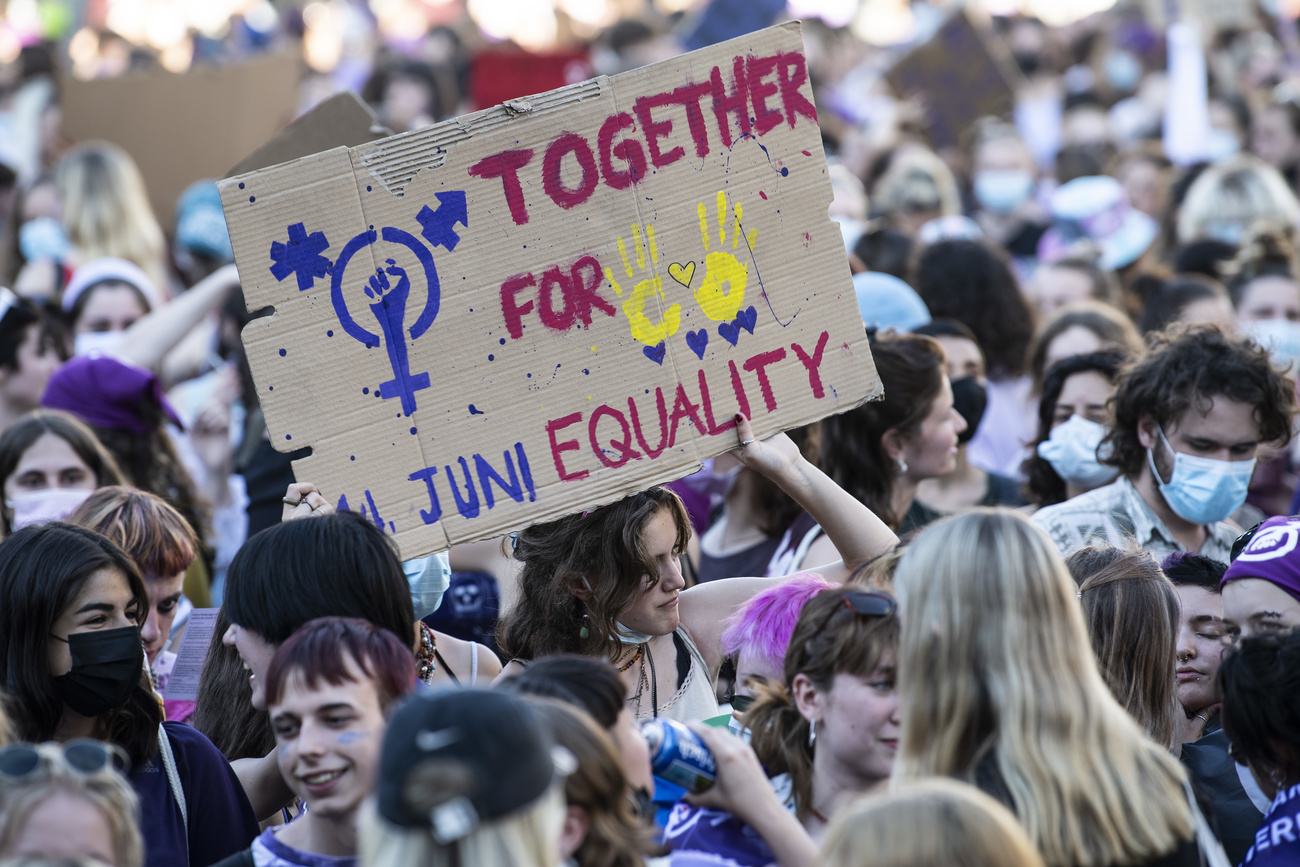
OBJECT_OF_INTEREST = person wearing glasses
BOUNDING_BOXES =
[1221,516,1300,642]
[895,510,1225,867]
[741,587,898,842]
[0,522,259,867]
[0,741,142,866]
[496,416,898,724]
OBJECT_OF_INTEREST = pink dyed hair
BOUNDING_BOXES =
[720,573,838,670]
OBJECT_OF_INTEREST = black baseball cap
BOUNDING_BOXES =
[377,688,568,842]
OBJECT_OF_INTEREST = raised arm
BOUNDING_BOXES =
[115,263,242,372]
[679,415,896,674]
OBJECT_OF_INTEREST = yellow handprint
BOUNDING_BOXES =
[605,223,681,347]
[695,192,757,323]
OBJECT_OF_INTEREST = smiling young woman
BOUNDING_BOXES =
[0,522,258,867]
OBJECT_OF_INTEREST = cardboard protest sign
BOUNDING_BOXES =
[226,91,390,178]
[886,11,1021,150]
[62,53,299,224]
[220,21,880,560]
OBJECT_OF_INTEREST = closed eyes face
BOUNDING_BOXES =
[1222,578,1300,642]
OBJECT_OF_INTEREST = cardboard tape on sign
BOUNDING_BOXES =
[219,21,881,560]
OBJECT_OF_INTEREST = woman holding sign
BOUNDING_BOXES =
[495,414,898,723]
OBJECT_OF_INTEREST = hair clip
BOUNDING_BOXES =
[509,531,519,551]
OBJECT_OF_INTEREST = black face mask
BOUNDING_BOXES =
[950,377,988,445]
[51,626,143,718]
[1012,52,1041,77]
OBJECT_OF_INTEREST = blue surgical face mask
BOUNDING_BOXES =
[1037,415,1119,489]
[19,217,69,262]
[1244,317,1300,375]
[1148,426,1255,525]
[1207,128,1241,162]
[403,552,451,621]
[1104,50,1143,93]
[973,170,1034,214]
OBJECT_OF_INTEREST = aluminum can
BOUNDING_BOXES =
[642,717,716,793]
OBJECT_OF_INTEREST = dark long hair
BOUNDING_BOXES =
[0,410,126,535]
[912,240,1034,378]
[819,331,945,530]
[89,420,209,547]
[497,488,691,664]
[1022,351,1127,507]
[0,522,161,765]
[222,510,415,646]
[191,607,274,761]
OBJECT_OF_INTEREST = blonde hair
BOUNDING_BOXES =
[892,509,1194,867]
[819,778,1045,867]
[874,147,962,218]
[360,785,565,867]
[1177,155,1300,244]
[56,143,167,292]
[0,743,142,867]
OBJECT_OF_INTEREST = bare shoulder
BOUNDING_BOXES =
[432,630,503,685]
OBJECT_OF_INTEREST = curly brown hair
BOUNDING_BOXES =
[497,488,691,665]
[1101,324,1297,478]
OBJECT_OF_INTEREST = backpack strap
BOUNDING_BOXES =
[158,724,190,859]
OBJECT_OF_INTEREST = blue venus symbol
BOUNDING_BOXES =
[268,191,468,417]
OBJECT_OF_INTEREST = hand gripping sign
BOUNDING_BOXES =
[220,21,881,560]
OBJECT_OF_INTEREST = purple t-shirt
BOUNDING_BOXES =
[129,721,260,867]
[1242,783,1300,866]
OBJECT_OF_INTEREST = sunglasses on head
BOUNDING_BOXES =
[0,740,129,781]
[807,590,896,646]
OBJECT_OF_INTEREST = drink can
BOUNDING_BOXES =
[642,718,716,793]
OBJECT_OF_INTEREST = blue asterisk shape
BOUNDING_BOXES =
[270,222,332,292]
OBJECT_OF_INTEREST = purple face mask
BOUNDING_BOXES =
[6,488,93,530]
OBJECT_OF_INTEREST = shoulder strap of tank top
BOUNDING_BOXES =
[470,643,480,685]
[433,647,460,685]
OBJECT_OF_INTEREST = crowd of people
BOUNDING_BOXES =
[4,1,1300,866]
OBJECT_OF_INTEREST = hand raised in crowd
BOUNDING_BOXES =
[280,482,334,522]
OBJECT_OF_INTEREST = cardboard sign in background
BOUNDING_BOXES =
[63,53,299,224]
[887,12,1021,150]
[221,21,880,560]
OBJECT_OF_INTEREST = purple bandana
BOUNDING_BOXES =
[42,355,183,435]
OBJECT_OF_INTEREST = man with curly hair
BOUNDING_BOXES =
[1034,325,1296,560]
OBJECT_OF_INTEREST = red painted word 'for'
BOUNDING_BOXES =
[499,255,616,339]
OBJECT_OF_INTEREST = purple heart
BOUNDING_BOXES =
[685,328,709,360]
[643,341,667,365]
[718,320,741,346]
[736,305,758,334]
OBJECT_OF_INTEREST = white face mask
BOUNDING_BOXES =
[5,488,93,530]
[1037,416,1119,489]
[1244,318,1300,375]
[74,331,126,358]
